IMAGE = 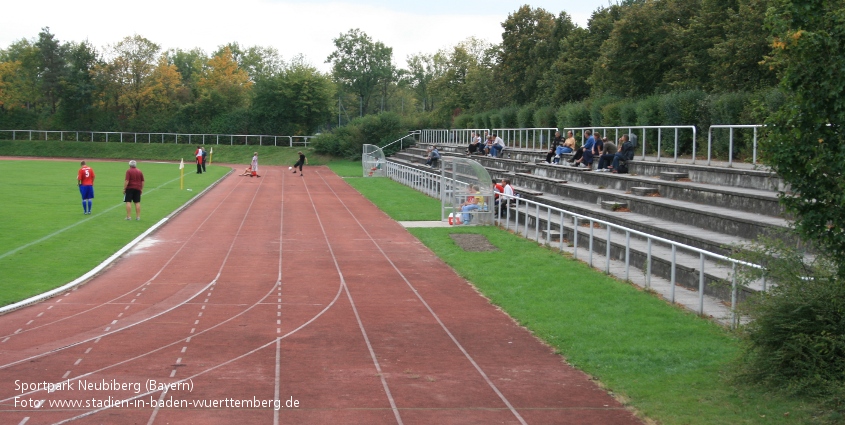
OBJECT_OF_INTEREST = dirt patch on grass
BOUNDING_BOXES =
[450,234,499,252]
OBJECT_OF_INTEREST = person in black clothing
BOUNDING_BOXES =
[201,147,208,172]
[293,151,307,175]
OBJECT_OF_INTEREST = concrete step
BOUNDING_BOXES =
[510,173,790,243]
[531,163,783,217]
[497,204,765,304]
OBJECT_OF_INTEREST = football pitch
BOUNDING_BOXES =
[0,159,229,307]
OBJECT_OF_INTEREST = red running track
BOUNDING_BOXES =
[0,165,643,425]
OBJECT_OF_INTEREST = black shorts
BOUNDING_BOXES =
[124,189,142,203]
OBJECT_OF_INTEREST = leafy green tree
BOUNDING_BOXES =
[35,27,66,114]
[105,35,161,117]
[708,0,777,91]
[541,5,622,104]
[405,52,444,112]
[166,47,206,101]
[762,0,845,272]
[251,60,334,135]
[592,0,698,97]
[497,5,556,105]
[1,39,41,111]
[326,28,394,115]
[58,40,98,128]
[197,46,252,111]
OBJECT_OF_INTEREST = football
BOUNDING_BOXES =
[288,167,292,170]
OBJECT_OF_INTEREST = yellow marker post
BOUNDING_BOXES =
[179,158,184,190]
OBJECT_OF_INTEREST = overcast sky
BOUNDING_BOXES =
[2,0,614,72]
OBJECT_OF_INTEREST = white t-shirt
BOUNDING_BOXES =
[503,184,514,197]
[251,155,258,171]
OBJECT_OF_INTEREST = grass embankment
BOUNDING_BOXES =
[0,139,332,166]
[0,160,228,306]
[329,163,832,425]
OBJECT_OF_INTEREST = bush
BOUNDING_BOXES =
[311,112,407,159]
[635,95,662,126]
[590,96,620,126]
[517,104,536,128]
[706,92,753,159]
[556,102,591,129]
[734,234,845,410]
[533,105,557,128]
[497,105,519,128]
[488,112,502,129]
[619,101,638,126]
[453,113,474,129]
[472,113,486,130]
[658,90,707,155]
[600,101,623,127]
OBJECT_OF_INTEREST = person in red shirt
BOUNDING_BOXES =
[77,160,95,215]
[123,160,145,221]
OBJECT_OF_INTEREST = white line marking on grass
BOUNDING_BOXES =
[0,175,185,261]
[0,169,233,317]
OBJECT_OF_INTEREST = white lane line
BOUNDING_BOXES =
[274,338,281,425]
[1,337,9,343]
[111,320,117,325]
[47,306,53,310]
[193,320,199,325]
[62,371,71,379]
[74,359,82,366]
[170,370,177,378]
[103,327,110,332]
[14,329,22,334]
[302,177,403,425]
[190,328,195,334]
[318,171,530,425]
[181,347,187,353]
[18,417,29,425]
[146,388,168,425]
[37,313,44,317]
[26,320,34,325]
[85,348,92,354]
[53,279,346,425]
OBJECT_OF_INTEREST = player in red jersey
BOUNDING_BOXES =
[77,160,95,215]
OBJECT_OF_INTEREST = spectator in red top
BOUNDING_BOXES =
[123,160,145,221]
[77,160,95,215]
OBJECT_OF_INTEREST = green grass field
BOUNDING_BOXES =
[0,159,229,306]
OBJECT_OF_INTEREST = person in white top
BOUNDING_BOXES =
[251,152,260,177]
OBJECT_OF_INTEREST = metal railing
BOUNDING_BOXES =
[564,126,697,163]
[707,125,763,167]
[383,158,765,328]
[381,130,420,152]
[0,130,315,147]
[492,128,557,150]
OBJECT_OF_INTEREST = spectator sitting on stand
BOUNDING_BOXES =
[596,137,618,171]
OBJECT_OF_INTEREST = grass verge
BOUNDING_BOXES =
[0,159,228,306]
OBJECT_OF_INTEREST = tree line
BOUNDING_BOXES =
[1,0,779,137]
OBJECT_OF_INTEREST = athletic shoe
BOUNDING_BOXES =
[136,217,141,221]
[577,163,587,168]
[125,217,131,220]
